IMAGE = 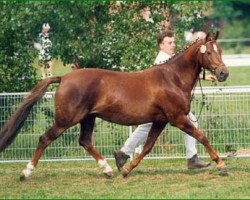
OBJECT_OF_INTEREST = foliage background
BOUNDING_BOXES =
[0,1,209,92]
[1,1,250,92]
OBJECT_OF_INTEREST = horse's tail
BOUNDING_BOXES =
[0,76,61,152]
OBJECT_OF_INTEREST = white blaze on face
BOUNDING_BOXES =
[200,45,207,54]
[213,44,218,52]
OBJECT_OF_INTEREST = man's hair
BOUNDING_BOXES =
[43,23,50,30]
[157,30,174,46]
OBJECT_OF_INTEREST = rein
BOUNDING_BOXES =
[188,41,211,123]
[189,71,206,123]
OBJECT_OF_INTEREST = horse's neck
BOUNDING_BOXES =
[168,43,201,92]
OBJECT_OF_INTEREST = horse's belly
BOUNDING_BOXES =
[91,97,167,125]
[93,108,166,126]
[97,114,150,126]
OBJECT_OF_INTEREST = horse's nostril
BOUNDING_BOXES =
[215,69,229,82]
[219,71,229,81]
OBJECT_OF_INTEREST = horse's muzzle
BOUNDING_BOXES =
[215,67,229,82]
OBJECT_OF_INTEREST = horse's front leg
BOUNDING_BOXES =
[121,122,166,177]
[174,115,228,175]
[79,116,113,178]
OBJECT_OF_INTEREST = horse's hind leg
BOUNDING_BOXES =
[79,115,113,177]
[20,123,67,181]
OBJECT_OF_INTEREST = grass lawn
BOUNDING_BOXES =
[0,158,250,199]
[202,66,250,87]
[33,59,72,78]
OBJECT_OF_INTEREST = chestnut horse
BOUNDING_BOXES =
[0,32,228,180]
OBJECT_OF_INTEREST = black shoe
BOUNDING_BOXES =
[114,150,130,171]
[187,154,211,169]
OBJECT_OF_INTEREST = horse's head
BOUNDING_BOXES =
[197,31,229,82]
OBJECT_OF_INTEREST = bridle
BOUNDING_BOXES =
[188,34,225,122]
[188,41,216,123]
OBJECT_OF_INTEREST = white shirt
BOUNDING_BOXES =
[154,51,171,65]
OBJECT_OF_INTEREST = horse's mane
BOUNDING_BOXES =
[153,38,202,66]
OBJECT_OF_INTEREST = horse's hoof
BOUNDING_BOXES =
[20,173,26,181]
[121,167,130,178]
[218,166,229,176]
[104,171,113,178]
[219,170,229,176]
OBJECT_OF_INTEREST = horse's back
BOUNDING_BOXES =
[61,68,151,91]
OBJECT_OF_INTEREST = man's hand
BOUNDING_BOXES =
[205,74,218,83]
[199,74,218,83]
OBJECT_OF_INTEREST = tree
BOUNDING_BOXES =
[0,1,210,92]
[0,2,38,92]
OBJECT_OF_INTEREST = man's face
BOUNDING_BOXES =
[160,36,175,55]
[42,27,50,33]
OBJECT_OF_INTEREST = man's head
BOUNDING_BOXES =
[157,30,175,55]
[42,23,50,33]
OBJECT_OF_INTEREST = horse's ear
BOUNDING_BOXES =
[215,31,220,40]
[205,32,210,42]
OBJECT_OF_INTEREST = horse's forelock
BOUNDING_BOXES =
[205,31,220,42]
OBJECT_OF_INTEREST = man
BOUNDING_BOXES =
[37,23,53,79]
[114,30,217,171]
